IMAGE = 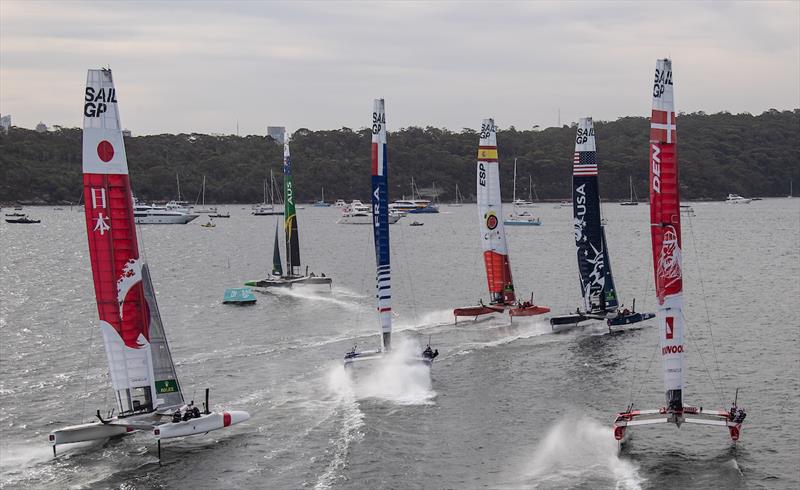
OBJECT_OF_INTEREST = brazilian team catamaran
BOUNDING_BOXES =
[50,69,249,458]
[612,59,745,443]
[246,138,332,290]
[550,117,654,331]
[344,99,438,367]
[453,119,549,322]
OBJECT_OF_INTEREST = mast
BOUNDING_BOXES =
[202,175,206,207]
[572,117,617,312]
[477,119,515,305]
[512,157,518,204]
[176,172,181,201]
[82,68,183,416]
[649,58,684,412]
[283,137,300,276]
[372,99,392,352]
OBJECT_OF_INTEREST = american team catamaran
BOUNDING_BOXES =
[50,69,249,458]
[246,137,332,290]
[344,99,438,367]
[612,59,745,443]
[453,119,549,322]
[550,117,654,330]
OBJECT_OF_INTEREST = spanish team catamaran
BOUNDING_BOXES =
[612,59,745,443]
[453,119,549,322]
[344,99,438,367]
[246,138,332,290]
[550,117,654,331]
[50,69,249,458]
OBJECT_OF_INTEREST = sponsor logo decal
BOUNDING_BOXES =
[84,86,117,117]
[666,316,674,339]
[662,344,683,355]
[485,211,498,230]
[657,225,682,289]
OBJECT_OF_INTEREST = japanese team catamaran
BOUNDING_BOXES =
[453,119,549,322]
[50,69,249,458]
[612,59,745,443]
[550,117,654,331]
[344,99,438,367]
[246,138,332,290]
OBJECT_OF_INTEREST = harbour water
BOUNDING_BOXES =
[1,199,798,488]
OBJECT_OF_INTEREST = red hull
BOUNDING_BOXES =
[508,304,550,317]
[453,304,506,318]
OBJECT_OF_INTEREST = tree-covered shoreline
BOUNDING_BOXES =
[1,110,797,204]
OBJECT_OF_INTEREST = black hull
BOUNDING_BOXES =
[608,312,655,326]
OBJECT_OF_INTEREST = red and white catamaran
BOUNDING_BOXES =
[49,69,249,458]
[453,119,549,322]
[612,59,745,443]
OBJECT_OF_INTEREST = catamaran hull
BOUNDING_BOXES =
[612,407,742,443]
[549,313,606,330]
[154,411,250,439]
[508,305,550,317]
[453,304,507,319]
[343,350,434,369]
[49,421,134,446]
[607,312,655,326]
[246,275,332,290]
[503,219,541,226]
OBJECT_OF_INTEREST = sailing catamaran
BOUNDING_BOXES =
[550,118,654,330]
[612,59,745,443]
[246,139,332,290]
[453,119,549,322]
[50,68,249,458]
[344,99,437,367]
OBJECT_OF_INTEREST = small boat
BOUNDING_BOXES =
[194,176,217,214]
[680,204,695,216]
[450,183,464,206]
[337,200,402,224]
[246,139,332,290]
[5,215,40,224]
[550,117,653,331]
[50,68,249,459]
[134,201,198,224]
[209,211,230,218]
[333,199,347,207]
[252,171,284,215]
[344,99,437,368]
[453,118,548,322]
[5,212,25,217]
[410,221,424,226]
[612,58,743,445]
[200,220,216,228]
[505,157,542,225]
[223,287,256,305]
[619,176,639,205]
[313,187,331,207]
[725,193,752,204]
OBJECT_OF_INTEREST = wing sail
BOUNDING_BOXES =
[372,99,392,351]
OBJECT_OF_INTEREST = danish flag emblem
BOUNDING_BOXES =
[665,316,674,339]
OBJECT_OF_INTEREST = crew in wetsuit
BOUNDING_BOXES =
[422,345,438,359]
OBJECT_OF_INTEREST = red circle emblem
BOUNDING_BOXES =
[97,140,114,162]
[486,214,498,230]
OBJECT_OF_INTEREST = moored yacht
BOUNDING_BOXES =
[134,201,198,224]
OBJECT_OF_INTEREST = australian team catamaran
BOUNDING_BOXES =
[550,117,654,331]
[246,138,332,290]
[453,119,549,322]
[612,59,745,443]
[49,69,249,458]
[344,99,438,367]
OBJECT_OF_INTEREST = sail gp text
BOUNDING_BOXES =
[84,87,117,117]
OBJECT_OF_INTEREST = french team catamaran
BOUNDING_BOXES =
[344,99,438,367]
[246,138,332,290]
[453,119,549,322]
[612,59,745,443]
[50,69,249,458]
[550,117,654,330]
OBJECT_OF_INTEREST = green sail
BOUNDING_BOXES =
[283,141,301,275]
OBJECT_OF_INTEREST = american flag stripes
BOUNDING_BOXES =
[573,151,598,176]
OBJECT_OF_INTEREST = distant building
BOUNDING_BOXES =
[122,129,132,137]
[0,114,10,133]
[267,126,286,144]
[35,121,47,133]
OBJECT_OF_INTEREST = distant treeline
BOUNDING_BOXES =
[1,109,798,204]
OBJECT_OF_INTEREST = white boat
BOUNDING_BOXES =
[504,157,542,225]
[134,201,198,224]
[333,199,347,207]
[253,170,284,215]
[450,183,464,206]
[194,176,217,213]
[725,193,751,204]
[619,176,640,205]
[344,99,437,368]
[337,200,401,224]
[50,68,249,459]
[313,187,331,207]
[612,58,744,445]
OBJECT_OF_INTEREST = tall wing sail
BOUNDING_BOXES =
[82,69,181,415]
[272,219,283,276]
[372,99,392,351]
[283,138,301,275]
[649,58,684,411]
[572,117,617,311]
[477,119,515,305]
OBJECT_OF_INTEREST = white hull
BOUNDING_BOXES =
[337,214,401,225]
[155,411,250,439]
[135,213,198,224]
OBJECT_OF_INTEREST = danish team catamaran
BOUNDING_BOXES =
[344,99,438,367]
[50,69,249,458]
[453,119,549,322]
[612,59,745,443]
[550,118,654,331]
[246,138,332,290]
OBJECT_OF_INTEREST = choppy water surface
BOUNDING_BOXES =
[1,200,798,489]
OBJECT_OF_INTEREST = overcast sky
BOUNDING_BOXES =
[1,1,798,135]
